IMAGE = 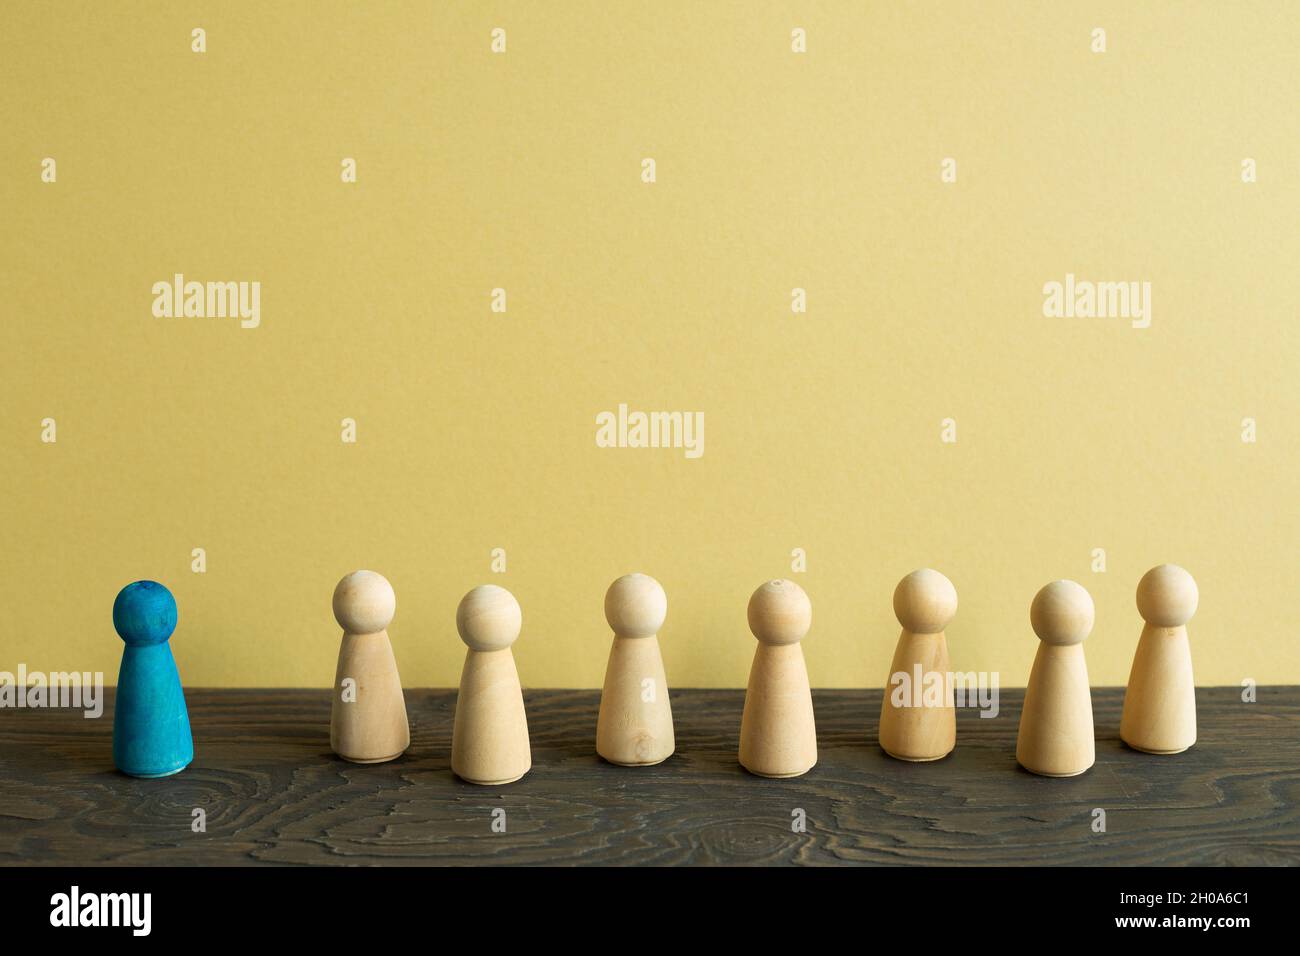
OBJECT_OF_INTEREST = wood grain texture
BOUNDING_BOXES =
[0,688,1296,866]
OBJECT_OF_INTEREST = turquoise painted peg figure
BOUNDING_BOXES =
[112,581,193,777]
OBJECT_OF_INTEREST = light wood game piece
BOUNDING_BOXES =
[1121,564,1198,755]
[451,584,532,785]
[739,579,817,778]
[597,573,675,766]
[1016,580,1096,777]
[330,570,410,764]
[879,568,957,762]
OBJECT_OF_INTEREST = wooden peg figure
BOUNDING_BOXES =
[879,568,957,761]
[112,581,193,778]
[1120,564,1198,754]
[330,570,410,764]
[597,573,675,766]
[739,579,817,778]
[1016,580,1096,777]
[451,585,532,785]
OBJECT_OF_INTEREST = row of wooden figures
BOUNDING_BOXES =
[108,564,1198,781]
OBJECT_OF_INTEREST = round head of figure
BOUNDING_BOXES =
[893,568,958,634]
[747,579,812,646]
[456,585,522,652]
[1136,564,1198,628]
[1030,580,1095,646]
[332,570,396,635]
[604,573,667,637]
[113,580,178,646]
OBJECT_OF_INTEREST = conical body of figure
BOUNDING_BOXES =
[112,581,193,778]
[597,573,674,766]
[1121,564,1198,754]
[1016,580,1095,777]
[739,579,816,778]
[879,569,957,761]
[330,570,409,764]
[452,585,531,785]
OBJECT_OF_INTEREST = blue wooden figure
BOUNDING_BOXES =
[112,581,193,777]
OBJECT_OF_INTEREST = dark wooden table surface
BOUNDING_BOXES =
[1,688,1296,866]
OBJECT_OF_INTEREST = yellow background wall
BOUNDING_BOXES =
[2,2,1296,689]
